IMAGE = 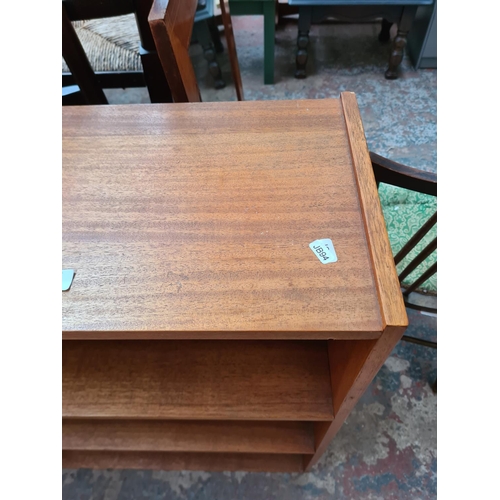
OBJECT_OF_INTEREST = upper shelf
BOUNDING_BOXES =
[62,339,334,421]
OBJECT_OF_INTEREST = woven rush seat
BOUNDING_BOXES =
[62,14,142,74]
[62,7,229,94]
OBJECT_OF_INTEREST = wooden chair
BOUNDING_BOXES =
[370,152,437,356]
[63,0,243,105]
[62,0,173,104]
[149,0,243,102]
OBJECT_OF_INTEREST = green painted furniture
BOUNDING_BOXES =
[407,0,436,69]
[229,0,275,84]
[289,0,434,80]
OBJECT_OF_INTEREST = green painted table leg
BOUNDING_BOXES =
[229,0,275,84]
[263,1,275,84]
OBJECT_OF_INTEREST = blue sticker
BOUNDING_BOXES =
[62,269,75,291]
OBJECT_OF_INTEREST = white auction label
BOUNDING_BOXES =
[309,239,338,264]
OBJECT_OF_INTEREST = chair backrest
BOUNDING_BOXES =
[370,152,437,313]
[148,0,202,102]
[149,0,244,102]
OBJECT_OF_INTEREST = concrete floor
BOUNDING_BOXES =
[105,17,436,174]
[64,16,437,500]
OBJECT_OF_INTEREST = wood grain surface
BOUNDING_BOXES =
[328,338,377,417]
[62,419,316,454]
[340,92,408,329]
[61,95,408,472]
[62,450,306,472]
[62,340,334,420]
[305,326,407,470]
[62,99,384,338]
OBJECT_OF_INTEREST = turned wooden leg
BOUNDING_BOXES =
[295,31,310,79]
[204,45,226,89]
[193,21,226,89]
[379,18,393,42]
[385,30,408,79]
[385,6,417,80]
[295,7,312,79]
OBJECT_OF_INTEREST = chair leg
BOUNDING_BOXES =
[193,21,226,90]
[62,4,107,104]
[385,6,417,80]
[220,0,244,101]
[207,17,224,54]
[295,7,312,79]
[263,0,276,84]
[139,47,174,103]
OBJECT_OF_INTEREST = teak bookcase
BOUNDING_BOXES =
[62,93,408,472]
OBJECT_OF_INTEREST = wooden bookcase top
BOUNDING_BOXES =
[62,94,406,339]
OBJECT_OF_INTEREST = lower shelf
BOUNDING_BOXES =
[62,450,307,472]
[62,419,316,454]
